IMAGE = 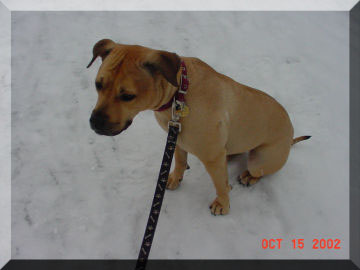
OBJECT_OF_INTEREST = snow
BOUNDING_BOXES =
[0,1,11,267]
[11,11,349,259]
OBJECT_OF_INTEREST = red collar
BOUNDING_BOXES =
[155,60,189,112]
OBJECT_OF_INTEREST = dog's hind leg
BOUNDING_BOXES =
[239,137,292,186]
[166,145,189,190]
[238,170,261,186]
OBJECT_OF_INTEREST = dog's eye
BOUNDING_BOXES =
[95,81,103,90]
[118,94,136,102]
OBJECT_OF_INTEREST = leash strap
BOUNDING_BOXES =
[135,124,180,270]
[135,60,189,270]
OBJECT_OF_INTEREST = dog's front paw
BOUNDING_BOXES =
[166,172,182,190]
[209,196,230,216]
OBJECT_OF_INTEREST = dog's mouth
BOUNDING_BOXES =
[92,120,133,136]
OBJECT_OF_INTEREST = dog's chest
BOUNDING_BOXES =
[154,111,171,133]
[153,111,193,152]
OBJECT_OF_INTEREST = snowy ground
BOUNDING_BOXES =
[11,11,349,259]
[0,2,11,268]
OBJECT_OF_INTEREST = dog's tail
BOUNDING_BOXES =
[292,135,311,145]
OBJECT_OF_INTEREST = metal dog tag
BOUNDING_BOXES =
[177,104,190,117]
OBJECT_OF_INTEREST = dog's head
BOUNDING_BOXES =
[87,39,180,136]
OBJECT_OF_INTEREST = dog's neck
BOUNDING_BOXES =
[151,62,184,112]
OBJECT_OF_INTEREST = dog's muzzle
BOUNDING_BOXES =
[89,111,132,136]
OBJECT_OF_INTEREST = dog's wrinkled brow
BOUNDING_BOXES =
[106,47,126,70]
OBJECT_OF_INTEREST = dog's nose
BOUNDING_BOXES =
[90,110,108,130]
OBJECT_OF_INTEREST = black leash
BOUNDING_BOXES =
[135,60,189,270]
[135,124,180,270]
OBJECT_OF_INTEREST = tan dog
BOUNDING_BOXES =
[87,39,310,216]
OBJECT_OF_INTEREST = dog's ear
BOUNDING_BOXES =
[143,50,181,87]
[86,39,116,68]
